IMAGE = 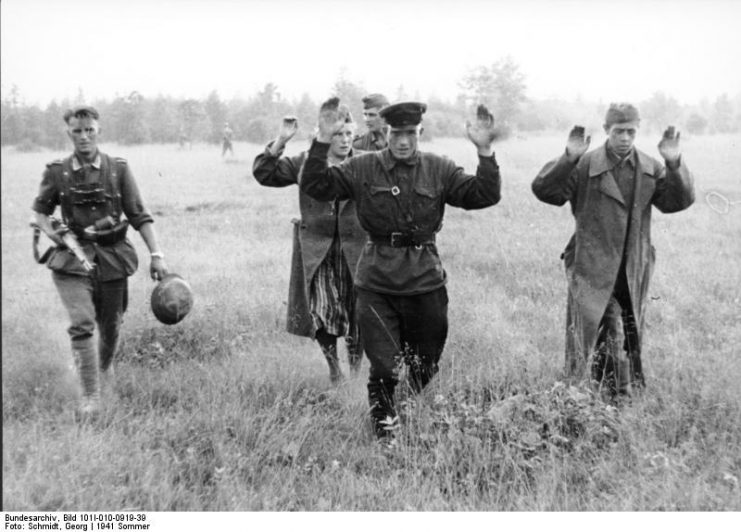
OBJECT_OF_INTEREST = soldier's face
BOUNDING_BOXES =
[388,125,420,160]
[363,107,385,133]
[67,116,100,158]
[329,123,355,160]
[604,121,639,157]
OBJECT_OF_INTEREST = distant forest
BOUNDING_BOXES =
[3,58,740,150]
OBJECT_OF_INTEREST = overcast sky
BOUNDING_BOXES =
[2,0,740,107]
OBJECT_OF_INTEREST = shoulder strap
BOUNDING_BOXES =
[102,154,124,219]
[58,156,74,225]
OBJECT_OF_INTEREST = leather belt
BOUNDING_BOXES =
[75,220,129,246]
[370,232,436,248]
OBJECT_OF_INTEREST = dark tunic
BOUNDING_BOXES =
[353,130,388,151]
[32,152,152,281]
[300,141,501,295]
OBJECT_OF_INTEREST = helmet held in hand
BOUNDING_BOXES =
[151,273,194,325]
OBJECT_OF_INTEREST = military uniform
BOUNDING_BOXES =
[253,143,367,378]
[352,130,387,151]
[300,102,502,437]
[32,151,154,407]
[532,109,694,397]
[353,93,390,152]
[222,124,234,156]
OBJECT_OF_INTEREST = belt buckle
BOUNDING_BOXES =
[390,232,402,247]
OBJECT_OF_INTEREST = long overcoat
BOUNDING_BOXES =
[531,143,694,377]
[252,146,366,337]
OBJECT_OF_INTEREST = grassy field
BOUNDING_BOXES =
[2,132,740,511]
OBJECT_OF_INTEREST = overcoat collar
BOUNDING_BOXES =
[589,144,657,207]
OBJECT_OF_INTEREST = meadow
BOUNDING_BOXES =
[2,131,740,511]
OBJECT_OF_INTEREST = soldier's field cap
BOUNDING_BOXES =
[63,105,100,122]
[380,101,427,128]
[362,93,389,110]
[604,103,640,126]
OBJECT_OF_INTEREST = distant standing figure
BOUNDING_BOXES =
[353,93,389,151]
[252,109,367,383]
[531,103,695,400]
[222,122,234,157]
[31,106,169,420]
[178,126,191,150]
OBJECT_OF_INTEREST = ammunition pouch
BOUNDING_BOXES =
[76,220,129,246]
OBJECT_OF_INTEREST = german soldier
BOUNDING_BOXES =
[32,106,169,419]
[301,99,502,441]
[352,93,389,151]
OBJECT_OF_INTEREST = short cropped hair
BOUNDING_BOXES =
[63,105,100,124]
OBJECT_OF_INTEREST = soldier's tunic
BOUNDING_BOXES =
[300,140,501,433]
[252,144,366,342]
[352,130,387,151]
[532,142,694,390]
[32,152,153,372]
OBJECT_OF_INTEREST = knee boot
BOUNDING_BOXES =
[368,378,398,439]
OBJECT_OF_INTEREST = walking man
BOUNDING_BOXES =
[301,99,502,441]
[531,103,694,399]
[222,122,234,157]
[32,106,169,419]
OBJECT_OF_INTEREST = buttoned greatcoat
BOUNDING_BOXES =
[531,144,694,377]
[252,146,366,337]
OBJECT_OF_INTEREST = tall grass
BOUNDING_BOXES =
[2,133,740,510]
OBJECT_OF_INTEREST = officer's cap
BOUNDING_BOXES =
[379,101,427,128]
[362,93,389,110]
[604,103,640,127]
[63,105,100,123]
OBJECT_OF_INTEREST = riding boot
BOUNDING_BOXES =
[368,378,398,439]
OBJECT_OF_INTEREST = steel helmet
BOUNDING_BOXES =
[151,273,194,325]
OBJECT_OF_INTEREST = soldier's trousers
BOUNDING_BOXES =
[594,269,644,395]
[53,272,128,396]
[357,286,448,435]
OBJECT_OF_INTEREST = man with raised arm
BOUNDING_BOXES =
[301,98,502,442]
[252,111,366,383]
[531,103,694,400]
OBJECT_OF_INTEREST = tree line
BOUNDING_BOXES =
[2,58,740,151]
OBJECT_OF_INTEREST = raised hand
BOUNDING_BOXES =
[316,97,350,143]
[277,116,299,143]
[465,105,499,152]
[565,125,591,162]
[658,125,681,165]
